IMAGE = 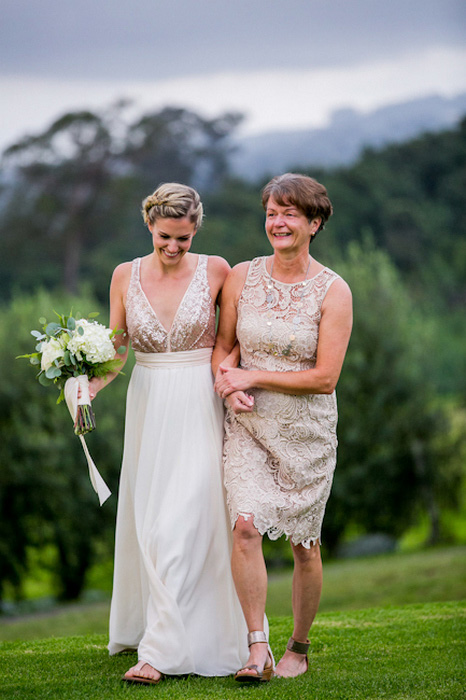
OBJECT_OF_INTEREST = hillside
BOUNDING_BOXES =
[231,92,466,180]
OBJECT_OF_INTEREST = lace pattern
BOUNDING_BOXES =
[223,256,341,547]
[125,255,216,353]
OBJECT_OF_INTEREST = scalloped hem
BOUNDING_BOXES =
[235,512,321,549]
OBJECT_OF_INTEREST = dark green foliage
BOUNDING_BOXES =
[0,291,130,602]
[198,178,269,264]
[323,241,462,551]
[0,103,241,301]
[313,117,466,311]
[0,104,465,601]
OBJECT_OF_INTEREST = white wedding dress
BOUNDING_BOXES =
[108,255,248,675]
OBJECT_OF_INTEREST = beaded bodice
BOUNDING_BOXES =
[125,255,216,352]
[237,256,340,372]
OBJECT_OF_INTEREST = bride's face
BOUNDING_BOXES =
[149,216,197,266]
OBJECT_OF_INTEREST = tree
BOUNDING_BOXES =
[322,239,463,551]
[124,106,243,192]
[1,107,126,295]
[316,118,466,311]
[0,290,130,602]
[0,104,244,301]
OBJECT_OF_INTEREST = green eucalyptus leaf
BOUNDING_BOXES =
[35,342,43,352]
[67,317,76,331]
[88,312,100,318]
[78,326,84,336]
[45,366,61,379]
[64,350,71,365]
[117,345,127,354]
[46,322,62,336]
[38,317,47,325]
[30,357,40,365]
[38,372,52,386]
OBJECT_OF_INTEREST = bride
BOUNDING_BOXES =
[89,182,247,684]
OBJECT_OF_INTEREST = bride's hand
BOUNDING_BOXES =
[87,377,101,401]
[225,390,254,414]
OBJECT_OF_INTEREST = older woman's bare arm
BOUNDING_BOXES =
[215,278,352,397]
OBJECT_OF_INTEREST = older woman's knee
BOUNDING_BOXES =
[292,541,321,566]
[233,515,261,544]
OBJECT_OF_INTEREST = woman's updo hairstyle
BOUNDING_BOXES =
[142,182,204,230]
[261,173,333,240]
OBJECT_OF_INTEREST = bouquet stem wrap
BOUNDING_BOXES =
[64,375,111,505]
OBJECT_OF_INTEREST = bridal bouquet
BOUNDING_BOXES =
[17,311,125,505]
[18,311,126,435]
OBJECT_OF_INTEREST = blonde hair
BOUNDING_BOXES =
[141,182,203,229]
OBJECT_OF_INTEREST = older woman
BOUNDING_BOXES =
[89,183,247,684]
[213,173,352,682]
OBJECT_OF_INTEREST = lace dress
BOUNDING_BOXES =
[108,255,247,675]
[223,256,341,547]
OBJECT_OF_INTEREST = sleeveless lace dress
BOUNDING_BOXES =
[108,254,248,675]
[223,256,341,548]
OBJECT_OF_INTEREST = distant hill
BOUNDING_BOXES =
[230,93,466,181]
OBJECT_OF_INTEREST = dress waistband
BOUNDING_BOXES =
[134,347,213,368]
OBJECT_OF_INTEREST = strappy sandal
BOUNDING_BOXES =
[234,630,274,683]
[275,637,310,678]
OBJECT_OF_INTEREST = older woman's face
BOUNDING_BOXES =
[265,197,319,253]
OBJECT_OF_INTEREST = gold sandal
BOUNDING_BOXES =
[234,631,274,683]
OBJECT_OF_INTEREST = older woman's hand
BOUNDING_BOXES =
[215,366,256,398]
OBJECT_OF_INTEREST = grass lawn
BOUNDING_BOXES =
[269,544,466,615]
[0,601,464,700]
[2,545,465,643]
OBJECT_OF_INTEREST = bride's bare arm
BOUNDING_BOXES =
[88,263,131,400]
[212,262,254,413]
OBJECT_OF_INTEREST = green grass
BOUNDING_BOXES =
[268,544,466,616]
[2,546,465,643]
[0,602,464,700]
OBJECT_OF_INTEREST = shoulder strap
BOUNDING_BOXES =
[243,256,264,286]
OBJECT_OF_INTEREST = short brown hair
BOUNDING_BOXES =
[261,173,333,234]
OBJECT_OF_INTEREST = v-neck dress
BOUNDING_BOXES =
[108,255,248,675]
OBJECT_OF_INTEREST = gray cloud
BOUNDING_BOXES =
[2,0,465,80]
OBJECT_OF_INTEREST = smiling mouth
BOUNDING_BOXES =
[163,250,180,257]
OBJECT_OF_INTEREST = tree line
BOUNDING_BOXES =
[0,104,464,603]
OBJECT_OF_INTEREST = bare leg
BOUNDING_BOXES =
[123,660,163,683]
[275,541,322,678]
[231,515,270,677]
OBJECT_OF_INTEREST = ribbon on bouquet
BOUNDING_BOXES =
[64,375,111,505]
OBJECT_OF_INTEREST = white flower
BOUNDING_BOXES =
[67,319,115,364]
[41,337,65,371]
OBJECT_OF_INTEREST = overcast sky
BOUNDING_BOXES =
[1,0,465,150]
